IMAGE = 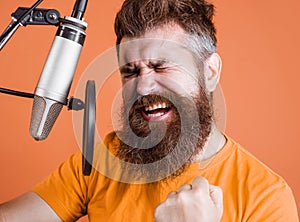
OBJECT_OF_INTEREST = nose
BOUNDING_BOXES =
[136,68,157,95]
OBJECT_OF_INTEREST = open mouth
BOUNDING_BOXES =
[140,102,172,121]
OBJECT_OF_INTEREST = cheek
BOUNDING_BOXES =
[122,78,138,100]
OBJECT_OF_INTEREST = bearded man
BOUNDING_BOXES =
[0,0,298,221]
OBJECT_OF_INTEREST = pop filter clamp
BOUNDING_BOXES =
[0,0,95,176]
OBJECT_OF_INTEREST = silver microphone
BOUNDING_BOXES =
[30,16,87,140]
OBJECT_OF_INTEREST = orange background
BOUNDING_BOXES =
[0,0,299,220]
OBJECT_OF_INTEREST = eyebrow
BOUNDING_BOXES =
[148,58,169,67]
[125,58,169,66]
[119,58,171,71]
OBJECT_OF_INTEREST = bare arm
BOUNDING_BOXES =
[0,191,62,222]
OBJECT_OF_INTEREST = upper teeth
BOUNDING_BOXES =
[145,102,167,112]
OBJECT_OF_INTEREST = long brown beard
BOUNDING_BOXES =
[115,88,213,182]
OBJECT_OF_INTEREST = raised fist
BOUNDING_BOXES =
[154,176,223,222]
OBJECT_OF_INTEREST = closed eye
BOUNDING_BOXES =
[149,60,169,73]
[154,66,168,73]
[120,66,140,79]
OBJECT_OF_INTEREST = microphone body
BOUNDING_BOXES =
[30,16,87,140]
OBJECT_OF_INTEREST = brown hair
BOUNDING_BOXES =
[114,0,217,60]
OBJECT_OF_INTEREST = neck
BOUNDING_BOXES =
[191,123,226,162]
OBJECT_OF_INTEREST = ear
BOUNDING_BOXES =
[204,53,222,92]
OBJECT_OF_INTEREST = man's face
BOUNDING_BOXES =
[119,25,203,116]
[115,24,213,180]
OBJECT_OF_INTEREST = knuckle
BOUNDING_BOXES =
[195,176,208,184]
[167,191,177,198]
[210,185,223,195]
[192,176,210,192]
[178,183,192,193]
[176,191,188,203]
[165,195,177,206]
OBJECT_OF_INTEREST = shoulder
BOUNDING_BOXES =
[222,136,299,220]
[228,137,298,218]
[226,136,283,181]
[221,136,292,201]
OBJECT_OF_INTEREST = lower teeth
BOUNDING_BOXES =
[148,112,164,118]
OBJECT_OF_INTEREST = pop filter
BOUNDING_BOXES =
[82,80,96,176]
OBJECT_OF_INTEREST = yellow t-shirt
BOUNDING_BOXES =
[33,133,299,221]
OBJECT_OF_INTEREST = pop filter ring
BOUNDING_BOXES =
[82,80,95,176]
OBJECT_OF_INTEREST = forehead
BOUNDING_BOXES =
[118,24,195,66]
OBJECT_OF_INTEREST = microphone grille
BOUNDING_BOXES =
[30,95,63,140]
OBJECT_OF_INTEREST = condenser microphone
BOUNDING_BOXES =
[30,0,88,141]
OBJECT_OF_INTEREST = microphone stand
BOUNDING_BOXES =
[0,0,46,50]
[0,0,60,100]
